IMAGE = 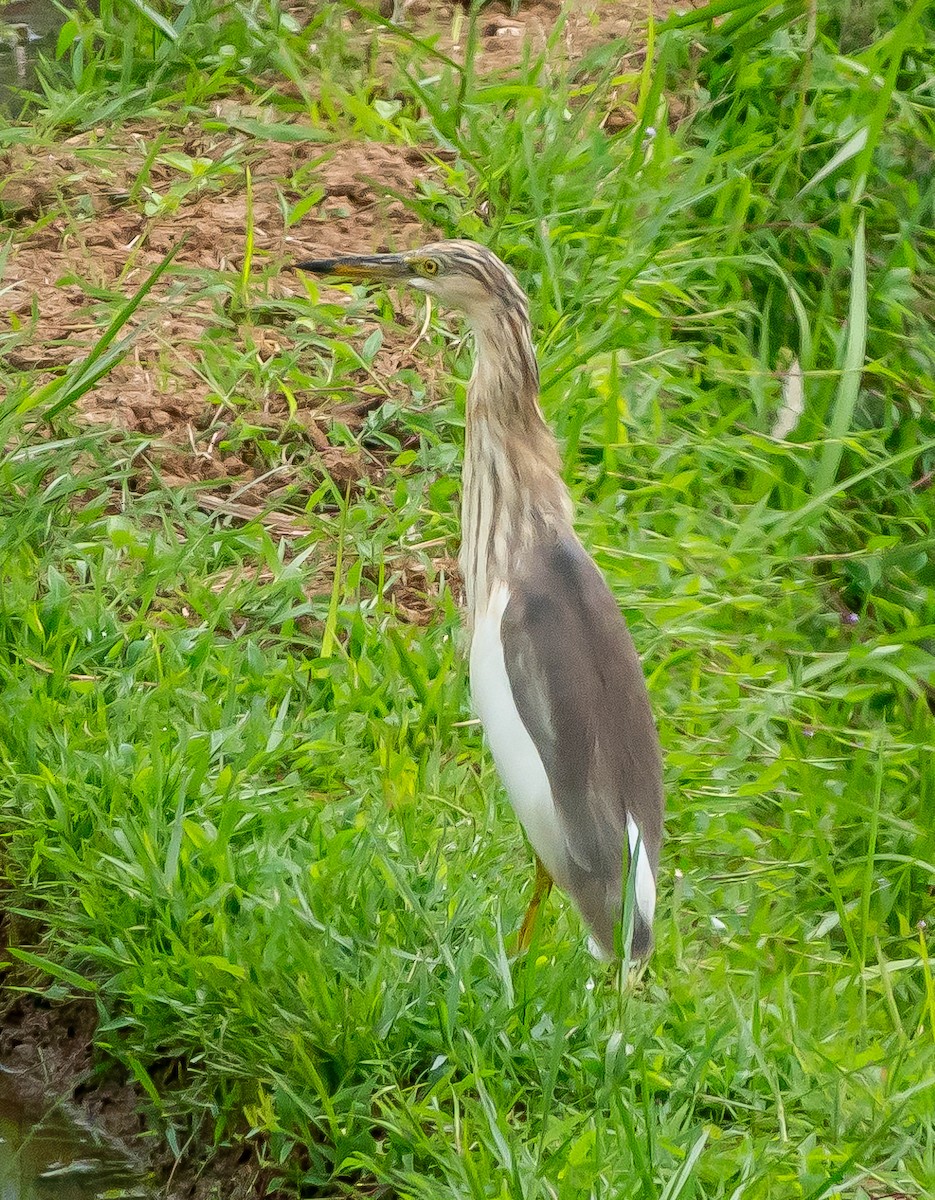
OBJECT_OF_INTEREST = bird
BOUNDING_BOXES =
[295,240,663,959]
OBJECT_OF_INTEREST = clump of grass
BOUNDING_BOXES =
[1,1,934,1198]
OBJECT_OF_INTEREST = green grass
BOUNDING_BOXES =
[2,0,935,1196]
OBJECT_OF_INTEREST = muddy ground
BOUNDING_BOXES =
[1,1,698,1196]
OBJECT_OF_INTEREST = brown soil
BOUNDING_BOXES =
[2,127,437,444]
[1,0,701,499]
[398,0,703,74]
[0,992,269,1198]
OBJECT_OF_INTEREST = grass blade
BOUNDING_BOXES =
[812,213,867,497]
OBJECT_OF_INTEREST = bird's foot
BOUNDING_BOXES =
[511,857,553,955]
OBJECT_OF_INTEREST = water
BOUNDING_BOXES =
[0,1069,150,1200]
[0,0,65,117]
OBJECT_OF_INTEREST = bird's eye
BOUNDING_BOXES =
[421,258,439,276]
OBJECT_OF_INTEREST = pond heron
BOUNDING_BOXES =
[296,240,663,958]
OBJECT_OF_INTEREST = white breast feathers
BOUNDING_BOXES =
[468,581,568,887]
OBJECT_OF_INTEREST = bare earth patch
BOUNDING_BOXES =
[2,0,699,479]
[2,121,451,538]
[3,131,438,423]
[398,0,704,73]
[0,992,270,1199]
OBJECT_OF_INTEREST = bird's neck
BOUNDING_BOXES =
[460,307,574,620]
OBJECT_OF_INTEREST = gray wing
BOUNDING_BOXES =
[500,533,663,955]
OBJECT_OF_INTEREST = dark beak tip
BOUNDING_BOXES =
[293,259,332,274]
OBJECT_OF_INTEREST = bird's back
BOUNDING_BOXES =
[477,531,663,956]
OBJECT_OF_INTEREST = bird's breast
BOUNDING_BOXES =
[469,580,568,885]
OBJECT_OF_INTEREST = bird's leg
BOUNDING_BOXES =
[515,856,553,952]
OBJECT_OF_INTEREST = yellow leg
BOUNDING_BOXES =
[515,856,553,953]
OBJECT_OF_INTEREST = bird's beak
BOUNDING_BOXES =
[293,253,411,282]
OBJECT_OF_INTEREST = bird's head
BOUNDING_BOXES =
[294,239,528,326]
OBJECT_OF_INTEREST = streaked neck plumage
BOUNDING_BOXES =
[460,301,574,623]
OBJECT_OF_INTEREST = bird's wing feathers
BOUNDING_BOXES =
[500,534,663,949]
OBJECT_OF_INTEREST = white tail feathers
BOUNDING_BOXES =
[627,813,657,931]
